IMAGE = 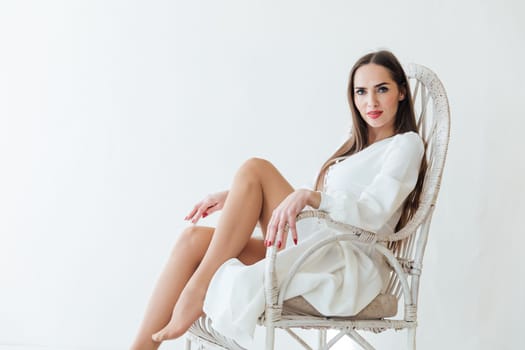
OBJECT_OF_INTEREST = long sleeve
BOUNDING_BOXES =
[318,132,424,232]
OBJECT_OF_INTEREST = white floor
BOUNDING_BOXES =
[0,331,368,350]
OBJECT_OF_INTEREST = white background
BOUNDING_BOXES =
[1,1,524,349]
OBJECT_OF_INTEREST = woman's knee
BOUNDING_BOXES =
[173,226,212,257]
[238,157,274,178]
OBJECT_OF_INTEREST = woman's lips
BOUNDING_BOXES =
[367,111,383,119]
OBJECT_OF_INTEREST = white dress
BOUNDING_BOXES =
[203,131,424,348]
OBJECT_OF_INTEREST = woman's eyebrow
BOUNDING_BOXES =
[354,82,389,90]
[354,82,390,90]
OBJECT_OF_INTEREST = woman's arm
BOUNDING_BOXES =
[318,132,424,232]
[185,190,229,224]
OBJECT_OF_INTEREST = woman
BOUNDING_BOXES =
[130,50,425,350]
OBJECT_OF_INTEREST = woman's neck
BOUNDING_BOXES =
[368,130,395,144]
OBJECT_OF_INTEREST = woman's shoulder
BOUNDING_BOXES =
[389,131,425,157]
[392,130,422,143]
[392,131,423,147]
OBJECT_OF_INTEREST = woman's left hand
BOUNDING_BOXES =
[266,189,320,249]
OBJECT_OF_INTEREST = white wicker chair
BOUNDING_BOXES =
[185,63,450,350]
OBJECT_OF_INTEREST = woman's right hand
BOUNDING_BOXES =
[185,190,228,224]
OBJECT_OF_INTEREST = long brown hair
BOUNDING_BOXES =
[314,50,426,230]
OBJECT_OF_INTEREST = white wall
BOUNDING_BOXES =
[1,1,524,349]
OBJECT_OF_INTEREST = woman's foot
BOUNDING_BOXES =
[151,283,206,342]
[151,318,185,342]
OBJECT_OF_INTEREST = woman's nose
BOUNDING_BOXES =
[367,93,378,107]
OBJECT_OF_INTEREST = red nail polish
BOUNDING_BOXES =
[293,238,298,245]
[266,240,272,247]
[202,213,208,218]
[277,241,282,248]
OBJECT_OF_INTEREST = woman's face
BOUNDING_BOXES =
[353,63,405,140]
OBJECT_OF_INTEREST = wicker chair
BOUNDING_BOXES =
[185,63,450,350]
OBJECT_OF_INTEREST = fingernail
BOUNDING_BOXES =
[293,238,298,245]
[202,213,208,218]
[266,240,272,247]
[277,241,282,248]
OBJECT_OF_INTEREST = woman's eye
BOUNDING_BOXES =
[355,89,365,95]
[377,86,388,93]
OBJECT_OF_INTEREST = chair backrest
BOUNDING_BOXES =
[383,64,450,304]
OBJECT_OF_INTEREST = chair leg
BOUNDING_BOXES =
[346,329,375,350]
[318,329,327,350]
[407,328,416,350]
[265,326,276,350]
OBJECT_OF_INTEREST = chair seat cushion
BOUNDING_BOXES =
[282,293,397,319]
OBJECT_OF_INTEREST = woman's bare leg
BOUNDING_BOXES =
[152,158,294,342]
[130,226,269,350]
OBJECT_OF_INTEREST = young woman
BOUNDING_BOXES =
[130,50,425,350]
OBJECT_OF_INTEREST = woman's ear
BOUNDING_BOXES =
[399,87,406,101]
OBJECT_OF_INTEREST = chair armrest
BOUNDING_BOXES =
[296,210,377,241]
[299,210,423,243]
